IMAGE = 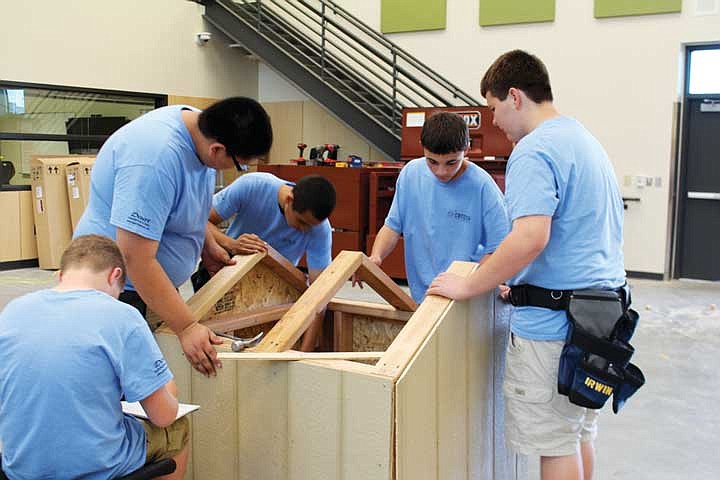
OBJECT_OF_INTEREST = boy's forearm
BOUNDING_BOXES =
[370,226,401,263]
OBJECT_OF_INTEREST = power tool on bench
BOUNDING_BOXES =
[291,143,307,165]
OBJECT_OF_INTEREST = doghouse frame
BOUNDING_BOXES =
[155,248,522,480]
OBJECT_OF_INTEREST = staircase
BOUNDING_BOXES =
[198,0,481,160]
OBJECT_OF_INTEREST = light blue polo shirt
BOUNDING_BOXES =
[74,105,215,290]
[385,159,509,303]
[213,172,332,270]
[505,116,626,341]
[0,289,173,480]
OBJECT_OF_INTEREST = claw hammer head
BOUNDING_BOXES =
[217,331,264,352]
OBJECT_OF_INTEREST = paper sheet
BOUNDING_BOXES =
[121,401,200,421]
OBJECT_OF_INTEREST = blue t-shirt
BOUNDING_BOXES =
[74,105,216,290]
[385,159,509,303]
[505,116,626,341]
[0,289,173,480]
[213,172,332,270]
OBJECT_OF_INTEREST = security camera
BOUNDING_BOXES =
[195,32,212,45]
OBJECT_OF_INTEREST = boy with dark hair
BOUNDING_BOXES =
[201,172,335,283]
[429,50,627,480]
[366,111,509,303]
[75,97,273,378]
[0,235,189,480]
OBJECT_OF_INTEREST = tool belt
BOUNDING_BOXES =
[509,284,645,413]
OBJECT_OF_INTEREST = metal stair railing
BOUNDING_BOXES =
[210,0,481,137]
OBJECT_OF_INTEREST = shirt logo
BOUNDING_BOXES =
[154,359,169,377]
[447,210,471,223]
[127,211,152,230]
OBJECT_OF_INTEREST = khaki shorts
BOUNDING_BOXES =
[503,333,598,457]
[141,416,190,463]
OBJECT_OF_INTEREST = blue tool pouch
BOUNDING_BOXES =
[558,289,645,413]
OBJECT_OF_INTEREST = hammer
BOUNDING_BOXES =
[215,331,264,352]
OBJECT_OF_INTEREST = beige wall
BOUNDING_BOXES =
[261,0,720,275]
[0,0,258,99]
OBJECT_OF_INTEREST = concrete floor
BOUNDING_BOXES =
[1,269,718,479]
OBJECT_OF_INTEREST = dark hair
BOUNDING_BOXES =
[481,50,553,103]
[420,112,469,154]
[198,97,273,159]
[60,235,126,285]
[292,175,336,221]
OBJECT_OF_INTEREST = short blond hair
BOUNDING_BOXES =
[60,235,126,285]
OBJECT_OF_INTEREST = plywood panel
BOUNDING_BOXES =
[352,316,404,352]
[237,361,289,480]
[437,301,469,480]
[340,370,394,480]
[262,101,304,164]
[191,362,239,480]
[396,333,438,480]
[202,262,302,320]
[288,362,342,480]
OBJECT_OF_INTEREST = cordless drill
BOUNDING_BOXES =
[292,143,307,165]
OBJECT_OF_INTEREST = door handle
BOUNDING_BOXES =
[688,191,720,200]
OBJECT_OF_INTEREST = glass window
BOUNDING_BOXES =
[688,48,720,95]
[0,82,165,185]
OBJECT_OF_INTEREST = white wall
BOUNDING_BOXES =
[258,63,308,102]
[290,0,718,275]
[0,0,258,98]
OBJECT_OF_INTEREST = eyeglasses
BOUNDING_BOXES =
[231,154,249,172]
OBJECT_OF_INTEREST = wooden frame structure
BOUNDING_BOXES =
[156,249,523,480]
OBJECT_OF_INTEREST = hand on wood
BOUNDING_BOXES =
[223,233,268,256]
[427,272,472,301]
[178,323,223,377]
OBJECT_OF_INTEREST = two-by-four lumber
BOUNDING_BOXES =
[333,311,354,352]
[327,298,413,322]
[217,350,384,361]
[202,303,293,332]
[185,252,265,319]
[256,251,364,352]
[356,256,418,311]
[261,245,309,292]
[376,261,478,379]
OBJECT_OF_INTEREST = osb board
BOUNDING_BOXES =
[201,262,302,320]
[352,315,404,352]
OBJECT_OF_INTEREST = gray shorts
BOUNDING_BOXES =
[503,333,598,457]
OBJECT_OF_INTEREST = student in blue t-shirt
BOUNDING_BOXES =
[74,97,273,378]
[428,50,626,480]
[366,111,509,303]
[199,172,335,351]
[0,235,189,480]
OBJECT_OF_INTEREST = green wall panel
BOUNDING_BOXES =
[381,0,446,34]
[479,0,555,27]
[594,0,682,18]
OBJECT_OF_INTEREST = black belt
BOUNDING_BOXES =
[509,283,629,311]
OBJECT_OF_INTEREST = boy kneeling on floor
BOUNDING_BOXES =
[0,234,189,480]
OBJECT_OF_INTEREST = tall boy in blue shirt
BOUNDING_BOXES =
[367,112,509,303]
[429,50,626,480]
[0,235,189,480]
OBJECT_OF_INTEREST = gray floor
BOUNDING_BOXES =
[1,270,718,479]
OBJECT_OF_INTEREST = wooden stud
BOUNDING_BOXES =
[261,245,309,293]
[376,261,477,379]
[185,253,265,319]
[356,256,417,312]
[333,311,354,352]
[202,303,292,332]
[217,351,384,361]
[327,298,413,322]
[256,251,363,352]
